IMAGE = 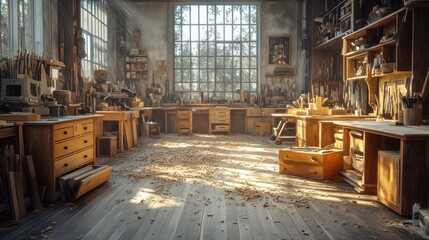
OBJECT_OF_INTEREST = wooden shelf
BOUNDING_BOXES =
[345,39,396,57]
[346,76,367,81]
[315,33,345,50]
[345,8,405,40]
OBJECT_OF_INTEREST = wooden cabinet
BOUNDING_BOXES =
[209,108,230,134]
[378,150,401,213]
[24,116,95,202]
[177,109,192,135]
[334,121,428,216]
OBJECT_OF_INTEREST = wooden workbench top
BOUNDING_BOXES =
[334,121,429,140]
[19,115,95,125]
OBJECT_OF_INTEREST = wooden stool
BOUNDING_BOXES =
[144,122,160,137]
[97,135,117,157]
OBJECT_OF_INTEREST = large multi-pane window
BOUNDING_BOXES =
[173,4,258,100]
[0,0,9,56]
[81,0,108,80]
[0,0,43,57]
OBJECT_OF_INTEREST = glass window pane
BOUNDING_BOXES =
[208,57,215,69]
[233,5,241,24]
[225,25,232,41]
[208,25,216,41]
[191,57,199,68]
[191,42,199,56]
[200,57,208,68]
[233,25,241,41]
[216,25,224,41]
[216,57,224,68]
[250,69,257,82]
[182,25,190,41]
[200,25,207,41]
[174,6,182,24]
[191,25,199,41]
[191,70,199,82]
[175,42,182,55]
[175,58,182,68]
[216,5,224,24]
[200,42,208,56]
[199,5,207,24]
[191,5,199,24]
[208,5,215,24]
[182,42,190,55]
[182,5,190,24]
[182,57,191,68]
[225,5,232,24]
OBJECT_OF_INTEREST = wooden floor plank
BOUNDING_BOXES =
[173,184,207,240]
[200,186,227,240]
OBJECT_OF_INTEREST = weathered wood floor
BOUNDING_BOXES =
[1,134,427,240]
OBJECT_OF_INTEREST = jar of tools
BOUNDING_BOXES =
[402,92,422,126]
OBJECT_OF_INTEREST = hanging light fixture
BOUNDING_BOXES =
[119,36,126,49]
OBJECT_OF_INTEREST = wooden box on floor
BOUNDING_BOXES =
[279,147,343,180]
[255,121,272,136]
[97,135,117,157]
[59,165,112,203]
[144,122,160,137]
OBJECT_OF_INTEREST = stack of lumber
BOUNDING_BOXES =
[59,165,112,203]
[0,146,42,221]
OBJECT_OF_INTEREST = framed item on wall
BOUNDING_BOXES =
[268,35,290,65]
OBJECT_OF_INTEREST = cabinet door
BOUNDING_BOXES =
[378,151,400,209]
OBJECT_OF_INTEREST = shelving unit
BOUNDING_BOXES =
[343,8,412,113]
[125,49,149,96]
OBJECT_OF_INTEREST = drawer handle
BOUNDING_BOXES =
[63,131,68,135]
[84,155,88,158]
[64,146,68,150]
[310,156,317,162]
[83,127,88,130]
[84,140,88,144]
[64,163,68,167]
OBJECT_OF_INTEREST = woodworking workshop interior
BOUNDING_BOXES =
[1,0,429,239]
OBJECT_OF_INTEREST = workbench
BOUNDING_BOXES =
[95,111,139,152]
[334,121,429,216]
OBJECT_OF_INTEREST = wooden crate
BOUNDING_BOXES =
[144,122,160,137]
[279,147,343,180]
[97,135,117,158]
[255,121,272,136]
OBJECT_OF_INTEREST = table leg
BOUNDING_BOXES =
[118,120,124,152]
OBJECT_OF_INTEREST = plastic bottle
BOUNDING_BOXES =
[413,202,421,226]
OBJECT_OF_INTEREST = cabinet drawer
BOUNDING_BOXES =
[214,125,230,131]
[54,120,93,141]
[177,121,190,129]
[214,115,229,123]
[54,126,75,141]
[81,122,94,135]
[55,148,94,177]
[177,111,191,119]
[279,150,323,165]
[280,162,324,179]
[54,134,94,159]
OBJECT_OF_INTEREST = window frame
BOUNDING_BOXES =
[172,3,260,101]
[81,0,108,81]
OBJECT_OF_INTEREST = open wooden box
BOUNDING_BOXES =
[59,165,112,203]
